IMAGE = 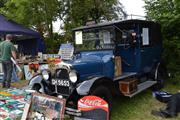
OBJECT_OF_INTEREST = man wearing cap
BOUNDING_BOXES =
[0,34,16,88]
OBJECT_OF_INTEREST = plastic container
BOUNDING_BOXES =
[153,91,172,103]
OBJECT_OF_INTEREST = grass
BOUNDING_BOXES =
[0,80,29,88]
[1,76,180,120]
[111,76,180,120]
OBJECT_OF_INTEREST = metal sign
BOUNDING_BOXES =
[77,96,109,120]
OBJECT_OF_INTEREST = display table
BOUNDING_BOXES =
[0,54,60,81]
[20,61,48,80]
[0,61,49,81]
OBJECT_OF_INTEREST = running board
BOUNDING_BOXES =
[124,81,157,98]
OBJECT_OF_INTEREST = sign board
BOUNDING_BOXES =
[77,96,109,120]
[22,92,66,120]
[59,43,74,60]
[75,31,83,44]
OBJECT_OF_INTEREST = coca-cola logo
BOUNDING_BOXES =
[83,99,102,107]
[78,96,108,112]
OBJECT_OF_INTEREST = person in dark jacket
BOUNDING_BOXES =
[152,92,180,118]
[0,34,16,88]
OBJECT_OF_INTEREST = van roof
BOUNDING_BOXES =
[72,19,158,31]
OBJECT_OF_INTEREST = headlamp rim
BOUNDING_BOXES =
[69,70,78,83]
[42,70,50,80]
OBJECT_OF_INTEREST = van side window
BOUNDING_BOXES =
[141,24,162,47]
[142,28,149,46]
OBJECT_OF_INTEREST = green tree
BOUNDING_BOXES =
[63,0,126,42]
[0,0,8,8]
[0,0,59,38]
[0,0,62,53]
[0,0,126,53]
[144,0,180,72]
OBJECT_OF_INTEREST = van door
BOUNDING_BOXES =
[140,27,153,73]
[140,25,162,73]
[115,31,138,73]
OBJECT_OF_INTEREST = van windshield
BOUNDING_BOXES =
[74,27,115,51]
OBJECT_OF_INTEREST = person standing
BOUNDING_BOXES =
[0,36,4,73]
[0,34,16,88]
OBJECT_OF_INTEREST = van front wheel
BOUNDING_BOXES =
[32,84,41,92]
[90,85,113,113]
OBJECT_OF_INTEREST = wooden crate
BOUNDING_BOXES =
[119,78,138,95]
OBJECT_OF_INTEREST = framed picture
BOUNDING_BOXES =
[21,92,66,120]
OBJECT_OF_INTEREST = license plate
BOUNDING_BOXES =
[52,79,70,87]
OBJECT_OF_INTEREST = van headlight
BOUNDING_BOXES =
[69,70,77,83]
[42,70,49,80]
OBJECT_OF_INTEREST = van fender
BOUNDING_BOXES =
[76,77,115,96]
[154,62,161,80]
[28,75,45,93]
[150,60,169,80]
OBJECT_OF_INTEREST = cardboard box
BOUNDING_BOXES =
[119,78,138,95]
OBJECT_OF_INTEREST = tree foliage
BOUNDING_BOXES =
[144,0,180,72]
[0,0,126,53]
[0,0,8,8]
[69,0,125,24]
[63,0,126,42]
[0,0,59,37]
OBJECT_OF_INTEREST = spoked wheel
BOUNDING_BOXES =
[152,62,168,90]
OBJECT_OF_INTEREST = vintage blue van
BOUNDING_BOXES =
[28,19,168,113]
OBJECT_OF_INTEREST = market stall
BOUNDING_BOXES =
[0,14,46,80]
[0,14,45,55]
